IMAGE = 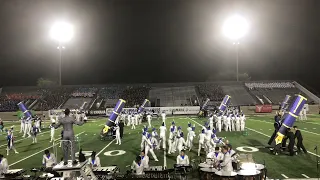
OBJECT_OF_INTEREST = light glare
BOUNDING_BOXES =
[223,15,249,40]
[50,22,74,42]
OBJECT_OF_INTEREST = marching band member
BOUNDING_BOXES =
[7,129,19,156]
[19,116,25,133]
[198,129,206,156]
[240,113,246,131]
[174,126,182,151]
[168,128,175,154]
[223,114,228,131]
[207,147,224,162]
[231,114,236,131]
[32,124,39,144]
[0,154,8,175]
[302,107,307,120]
[139,113,143,125]
[205,127,213,153]
[186,123,192,149]
[227,144,238,170]
[151,128,159,150]
[131,113,136,130]
[216,114,222,132]
[187,126,196,151]
[220,146,233,171]
[127,112,131,126]
[226,114,231,132]
[161,111,166,125]
[147,113,152,128]
[141,131,147,151]
[159,122,167,149]
[176,150,189,165]
[177,132,187,153]
[235,114,240,131]
[114,123,121,145]
[145,134,159,161]
[209,115,214,130]
[134,113,139,126]
[88,151,101,167]
[140,151,149,168]
[35,116,41,132]
[23,117,32,138]
[42,149,57,168]
[131,156,145,175]
[170,121,176,133]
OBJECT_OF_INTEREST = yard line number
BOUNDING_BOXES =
[104,150,126,156]
[236,146,259,153]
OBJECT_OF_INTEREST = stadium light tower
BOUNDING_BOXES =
[223,14,249,81]
[50,21,74,86]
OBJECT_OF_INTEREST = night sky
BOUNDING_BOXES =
[0,0,319,91]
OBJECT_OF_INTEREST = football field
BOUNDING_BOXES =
[2,114,320,179]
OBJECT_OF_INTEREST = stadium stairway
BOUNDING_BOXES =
[221,85,257,106]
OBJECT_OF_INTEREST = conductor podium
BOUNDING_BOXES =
[52,160,97,180]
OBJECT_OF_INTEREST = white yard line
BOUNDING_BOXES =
[9,131,85,167]
[248,119,320,136]
[246,127,320,158]
[188,117,203,127]
[97,139,115,156]
[301,174,310,178]
[0,130,51,148]
[281,174,289,178]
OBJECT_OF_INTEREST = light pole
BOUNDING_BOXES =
[223,14,249,81]
[50,21,74,86]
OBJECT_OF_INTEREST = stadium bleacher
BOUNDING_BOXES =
[0,81,318,112]
[149,86,196,107]
[245,81,312,104]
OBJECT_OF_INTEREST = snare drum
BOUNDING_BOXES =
[237,170,261,180]
[255,164,266,180]
[199,163,213,168]
[200,167,218,180]
[215,170,237,180]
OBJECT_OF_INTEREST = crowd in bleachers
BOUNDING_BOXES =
[0,90,43,111]
[197,84,224,101]
[71,87,98,97]
[39,88,74,110]
[245,82,295,90]
[98,87,122,99]
[0,96,20,112]
[120,86,150,107]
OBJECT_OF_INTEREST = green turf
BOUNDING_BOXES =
[2,114,320,179]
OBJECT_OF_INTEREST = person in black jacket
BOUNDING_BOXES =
[268,111,282,145]
[119,120,124,138]
[287,128,295,156]
[293,126,307,154]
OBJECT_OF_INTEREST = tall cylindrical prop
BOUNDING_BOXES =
[17,102,32,119]
[103,99,126,134]
[218,95,231,113]
[201,98,210,110]
[274,95,307,145]
[138,99,149,113]
[280,95,291,111]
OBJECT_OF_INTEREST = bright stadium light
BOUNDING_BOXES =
[50,21,74,86]
[223,15,249,40]
[50,22,74,42]
[222,14,249,81]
